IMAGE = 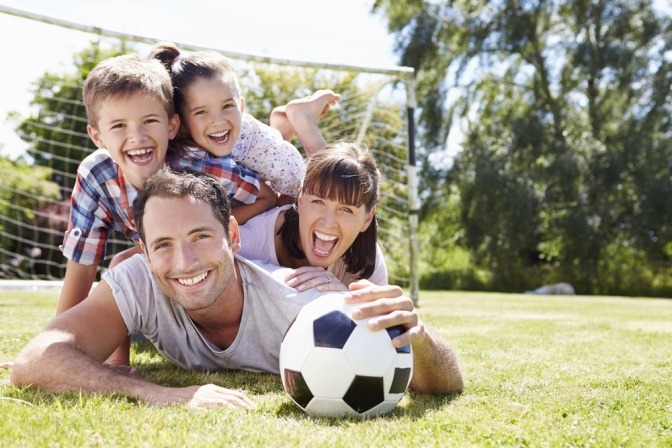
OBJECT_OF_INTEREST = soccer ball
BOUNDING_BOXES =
[279,292,413,417]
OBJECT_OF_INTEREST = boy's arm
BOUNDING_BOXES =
[56,260,98,315]
[230,181,277,225]
[11,280,254,409]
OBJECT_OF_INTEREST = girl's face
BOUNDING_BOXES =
[182,75,244,157]
[296,192,375,268]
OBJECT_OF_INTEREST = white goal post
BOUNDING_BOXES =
[0,5,421,302]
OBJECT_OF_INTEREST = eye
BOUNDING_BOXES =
[339,206,354,214]
[110,123,125,130]
[310,198,325,205]
[194,233,211,241]
[223,103,235,110]
[153,241,171,251]
[194,110,206,116]
[145,118,159,124]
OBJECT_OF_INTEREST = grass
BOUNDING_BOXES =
[1,289,671,447]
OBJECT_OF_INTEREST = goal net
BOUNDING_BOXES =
[0,6,420,299]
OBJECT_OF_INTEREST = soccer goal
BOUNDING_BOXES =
[0,5,421,302]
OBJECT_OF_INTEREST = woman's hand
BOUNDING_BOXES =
[284,266,348,292]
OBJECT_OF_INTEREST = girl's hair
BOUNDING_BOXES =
[279,141,381,279]
[83,53,175,129]
[148,42,241,154]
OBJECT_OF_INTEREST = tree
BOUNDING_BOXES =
[0,157,61,278]
[373,0,672,294]
[14,40,131,194]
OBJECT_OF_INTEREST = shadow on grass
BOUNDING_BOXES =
[273,389,462,422]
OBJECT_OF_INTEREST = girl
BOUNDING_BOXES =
[150,42,340,222]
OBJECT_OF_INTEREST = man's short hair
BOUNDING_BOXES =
[82,53,175,129]
[132,169,231,243]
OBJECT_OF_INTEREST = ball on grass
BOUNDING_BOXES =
[279,292,413,417]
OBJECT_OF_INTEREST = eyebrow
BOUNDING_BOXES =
[188,97,236,113]
[148,226,217,248]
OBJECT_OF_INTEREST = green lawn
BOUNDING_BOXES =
[1,289,671,447]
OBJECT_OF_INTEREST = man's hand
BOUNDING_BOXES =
[344,281,464,394]
[344,282,426,349]
[157,384,256,410]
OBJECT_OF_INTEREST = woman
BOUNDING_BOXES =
[237,141,387,291]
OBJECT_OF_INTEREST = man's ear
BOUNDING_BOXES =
[168,114,180,140]
[360,206,376,233]
[228,216,241,253]
[87,124,106,148]
[138,239,148,257]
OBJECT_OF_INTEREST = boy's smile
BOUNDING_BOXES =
[87,92,179,189]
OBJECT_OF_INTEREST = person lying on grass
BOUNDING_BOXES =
[10,169,463,409]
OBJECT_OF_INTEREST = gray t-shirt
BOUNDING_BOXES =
[103,254,321,374]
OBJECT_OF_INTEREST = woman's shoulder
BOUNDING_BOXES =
[245,204,292,228]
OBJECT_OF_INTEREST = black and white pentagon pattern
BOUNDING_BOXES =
[279,292,413,417]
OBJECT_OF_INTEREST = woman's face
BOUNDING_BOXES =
[296,193,375,268]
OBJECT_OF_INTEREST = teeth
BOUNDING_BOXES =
[177,272,207,286]
[127,148,152,156]
[315,230,337,241]
[210,131,229,138]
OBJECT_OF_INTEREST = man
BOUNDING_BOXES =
[11,169,463,409]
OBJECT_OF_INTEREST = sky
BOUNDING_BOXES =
[0,0,399,158]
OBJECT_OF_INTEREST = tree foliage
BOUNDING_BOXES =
[14,40,131,193]
[373,0,672,294]
[6,43,410,280]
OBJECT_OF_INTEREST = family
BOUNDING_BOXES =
[9,43,463,409]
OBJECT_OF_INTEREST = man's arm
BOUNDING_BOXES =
[11,281,254,409]
[344,283,464,395]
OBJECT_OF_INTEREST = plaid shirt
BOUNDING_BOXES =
[63,148,260,265]
[168,148,260,206]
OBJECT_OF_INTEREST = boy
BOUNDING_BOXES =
[59,54,271,367]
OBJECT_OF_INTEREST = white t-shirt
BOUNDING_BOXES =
[238,205,388,286]
[104,254,321,374]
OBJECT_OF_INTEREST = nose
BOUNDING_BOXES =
[175,241,199,272]
[320,207,338,227]
[213,108,228,124]
[128,124,147,143]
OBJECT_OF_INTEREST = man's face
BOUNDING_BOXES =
[87,92,180,189]
[139,195,237,314]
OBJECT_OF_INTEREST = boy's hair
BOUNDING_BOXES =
[149,42,241,153]
[133,168,231,244]
[280,141,381,280]
[82,53,175,128]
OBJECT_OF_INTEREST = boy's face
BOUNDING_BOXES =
[87,92,180,189]
[182,75,244,158]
